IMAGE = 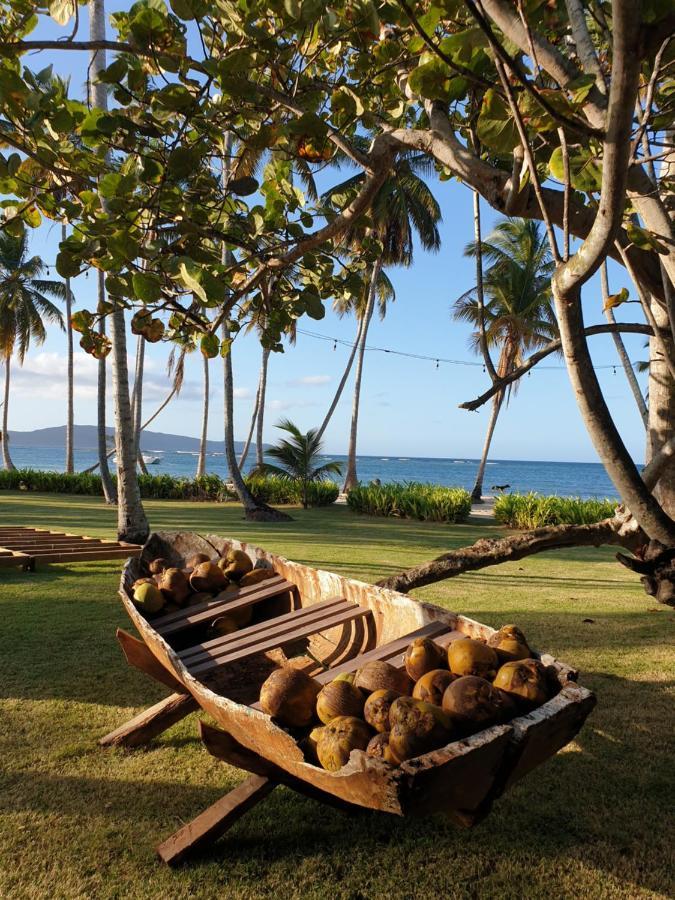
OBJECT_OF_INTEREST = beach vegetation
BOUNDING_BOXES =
[494,493,618,529]
[347,482,471,523]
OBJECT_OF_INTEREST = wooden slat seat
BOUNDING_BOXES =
[188,601,373,677]
[0,526,141,570]
[154,575,297,638]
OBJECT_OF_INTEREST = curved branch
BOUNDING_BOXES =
[459,323,653,411]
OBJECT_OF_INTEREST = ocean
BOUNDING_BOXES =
[6,446,622,499]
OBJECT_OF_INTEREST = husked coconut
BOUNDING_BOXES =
[404,638,447,681]
[447,638,498,680]
[493,659,549,706]
[355,661,411,695]
[412,669,456,707]
[316,716,372,771]
[259,668,321,728]
[316,680,364,724]
[363,689,401,733]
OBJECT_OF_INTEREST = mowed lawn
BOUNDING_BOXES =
[0,491,673,900]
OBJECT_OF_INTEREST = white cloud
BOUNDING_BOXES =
[286,374,331,387]
[234,387,252,399]
[268,398,319,412]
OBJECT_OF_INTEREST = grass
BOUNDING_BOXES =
[0,491,673,900]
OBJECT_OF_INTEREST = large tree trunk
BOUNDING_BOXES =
[2,355,15,471]
[342,260,380,493]
[647,296,675,519]
[63,222,74,475]
[255,346,270,469]
[315,315,364,442]
[601,261,648,427]
[131,333,148,475]
[90,0,147,542]
[470,391,504,503]
[221,323,290,521]
[196,353,209,478]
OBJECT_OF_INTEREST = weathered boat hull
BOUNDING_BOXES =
[120,531,596,822]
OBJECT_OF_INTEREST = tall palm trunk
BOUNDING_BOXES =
[471,390,505,502]
[131,334,148,475]
[316,314,365,443]
[197,354,209,477]
[342,259,381,492]
[255,346,270,468]
[96,304,116,502]
[63,222,74,474]
[238,380,260,470]
[2,355,15,470]
[600,261,648,427]
[90,0,147,541]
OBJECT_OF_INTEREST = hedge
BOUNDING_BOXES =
[347,481,471,523]
[494,492,617,528]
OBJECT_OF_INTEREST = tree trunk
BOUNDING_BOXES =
[221,322,290,521]
[315,315,365,442]
[647,296,675,520]
[342,260,381,493]
[90,0,147,542]
[96,305,116,502]
[2,355,16,471]
[64,222,74,475]
[255,346,270,469]
[197,353,209,477]
[238,378,260,470]
[471,391,504,502]
[600,262,648,427]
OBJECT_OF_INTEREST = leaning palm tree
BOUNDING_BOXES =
[0,233,66,470]
[322,154,442,491]
[453,218,557,502]
[254,419,343,509]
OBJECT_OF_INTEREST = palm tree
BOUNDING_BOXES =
[0,233,66,470]
[322,155,442,490]
[453,218,557,502]
[196,350,210,477]
[254,419,343,509]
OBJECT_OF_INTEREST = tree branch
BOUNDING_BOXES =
[459,323,652,411]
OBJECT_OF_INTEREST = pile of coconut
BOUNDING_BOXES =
[259,628,557,770]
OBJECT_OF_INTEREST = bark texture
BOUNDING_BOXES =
[64,222,74,474]
[255,346,270,469]
[197,353,209,478]
[2,355,15,470]
[471,391,503,502]
[316,315,364,442]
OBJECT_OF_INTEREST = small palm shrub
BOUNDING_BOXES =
[347,482,471,523]
[245,475,338,506]
[494,492,617,528]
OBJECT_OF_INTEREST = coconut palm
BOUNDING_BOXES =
[321,154,442,491]
[0,233,66,470]
[254,419,343,509]
[453,218,557,502]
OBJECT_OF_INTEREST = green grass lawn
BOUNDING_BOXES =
[0,491,673,899]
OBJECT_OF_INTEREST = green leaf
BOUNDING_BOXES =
[169,0,207,18]
[603,287,629,311]
[168,146,202,178]
[97,58,128,84]
[219,336,233,357]
[200,333,219,358]
[567,74,596,106]
[70,310,94,334]
[548,146,602,192]
[626,223,669,254]
[56,251,82,279]
[132,272,162,303]
[303,291,325,320]
[156,84,194,111]
[48,0,74,26]
[178,261,207,302]
[476,89,519,155]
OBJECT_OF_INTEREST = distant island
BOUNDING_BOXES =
[7,425,267,455]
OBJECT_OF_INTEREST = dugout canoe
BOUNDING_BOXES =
[120,530,596,825]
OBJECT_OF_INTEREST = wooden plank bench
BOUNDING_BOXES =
[0,527,142,570]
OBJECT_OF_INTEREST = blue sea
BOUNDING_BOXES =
[6,446,623,499]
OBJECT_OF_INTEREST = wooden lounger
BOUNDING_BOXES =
[0,526,142,570]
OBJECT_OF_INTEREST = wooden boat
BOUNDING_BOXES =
[113,530,596,863]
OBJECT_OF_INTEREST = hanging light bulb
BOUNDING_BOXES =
[435,359,439,369]
[333,340,337,351]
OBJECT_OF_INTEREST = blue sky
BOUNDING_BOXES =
[5,8,649,464]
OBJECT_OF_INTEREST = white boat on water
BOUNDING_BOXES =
[113,454,161,465]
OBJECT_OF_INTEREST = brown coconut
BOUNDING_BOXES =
[488,625,531,663]
[316,716,372,771]
[220,549,254,581]
[239,568,277,587]
[189,561,228,594]
[366,732,394,762]
[186,552,211,569]
[354,661,411,696]
[387,697,452,764]
[305,725,325,763]
[404,637,447,682]
[412,669,457,707]
[148,557,167,575]
[259,668,321,728]
[158,567,191,605]
[493,659,549,707]
[211,616,238,637]
[316,680,364,724]
[363,689,401,733]
[447,638,499,680]
[441,675,501,734]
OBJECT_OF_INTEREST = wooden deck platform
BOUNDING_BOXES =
[0,526,142,570]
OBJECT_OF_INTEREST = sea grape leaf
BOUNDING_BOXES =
[548,146,602,192]
[200,333,220,358]
[48,0,74,25]
[603,287,629,311]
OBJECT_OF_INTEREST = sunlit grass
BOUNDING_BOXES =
[0,491,672,899]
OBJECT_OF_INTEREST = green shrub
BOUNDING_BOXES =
[347,481,471,523]
[245,474,338,506]
[494,492,617,528]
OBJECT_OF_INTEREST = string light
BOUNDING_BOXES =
[295,328,639,372]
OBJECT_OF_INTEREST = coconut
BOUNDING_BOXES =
[363,689,401,733]
[239,568,277,587]
[354,660,411,695]
[132,581,165,614]
[493,659,549,707]
[333,672,356,685]
[447,638,498,680]
[186,552,211,569]
[132,577,155,590]
[211,616,238,636]
[387,698,452,764]
[488,625,531,663]
[220,549,254,581]
[186,591,212,607]
[158,568,191,605]
[316,716,372,771]
[189,561,228,593]
[412,669,456,707]
[316,680,364,725]
[404,637,447,681]
[148,557,167,575]
[305,725,325,763]
[259,668,321,728]
[366,732,393,761]
[441,675,501,734]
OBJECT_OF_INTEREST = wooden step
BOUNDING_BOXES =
[179,597,349,663]
[155,576,297,638]
[189,603,373,676]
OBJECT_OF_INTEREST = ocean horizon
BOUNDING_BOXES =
[3,446,628,500]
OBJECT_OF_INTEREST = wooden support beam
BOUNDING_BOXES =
[99,692,198,749]
[116,628,187,693]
